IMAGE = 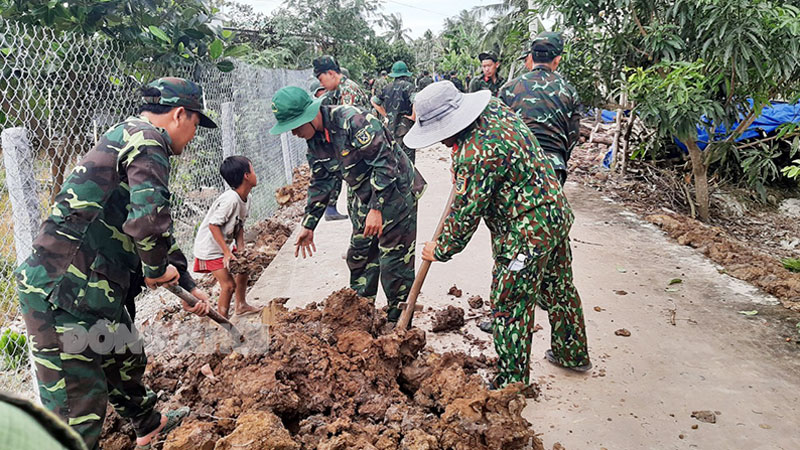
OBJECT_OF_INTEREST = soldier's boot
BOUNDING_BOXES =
[324,205,348,221]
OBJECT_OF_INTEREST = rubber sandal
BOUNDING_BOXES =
[545,349,592,373]
[135,406,190,449]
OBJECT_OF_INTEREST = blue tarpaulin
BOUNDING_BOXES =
[674,100,800,151]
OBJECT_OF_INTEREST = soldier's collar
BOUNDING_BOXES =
[135,115,175,155]
[532,65,553,73]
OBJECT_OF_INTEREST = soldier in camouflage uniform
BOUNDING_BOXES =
[372,70,389,97]
[14,78,215,449]
[308,79,347,221]
[371,61,417,163]
[469,52,506,96]
[270,86,426,321]
[499,32,580,186]
[417,70,434,90]
[406,81,591,388]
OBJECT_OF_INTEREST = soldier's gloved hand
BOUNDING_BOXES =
[145,264,180,290]
[295,228,316,258]
[183,288,211,317]
[364,209,383,237]
[421,241,438,262]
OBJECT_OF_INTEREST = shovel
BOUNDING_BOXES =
[397,185,456,330]
[166,285,245,345]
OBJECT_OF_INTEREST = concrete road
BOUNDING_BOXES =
[250,145,800,450]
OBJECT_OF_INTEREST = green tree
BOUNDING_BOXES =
[381,12,411,44]
[535,0,800,221]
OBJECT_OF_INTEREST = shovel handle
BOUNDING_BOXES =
[397,185,456,330]
[166,285,245,343]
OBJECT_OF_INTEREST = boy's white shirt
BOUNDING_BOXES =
[192,189,249,260]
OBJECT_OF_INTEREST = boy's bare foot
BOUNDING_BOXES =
[235,304,261,316]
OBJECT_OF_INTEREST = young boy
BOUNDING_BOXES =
[193,156,261,318]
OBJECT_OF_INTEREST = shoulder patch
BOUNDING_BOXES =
[355,128,373,146]
[455,174,467,195]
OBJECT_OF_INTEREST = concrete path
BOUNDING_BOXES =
[250,145,800,450]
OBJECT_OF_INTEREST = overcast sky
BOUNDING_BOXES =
[232,0,496,39]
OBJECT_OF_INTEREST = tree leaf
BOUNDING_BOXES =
[216,59,234,72]
[738,310,759,316]
[668,278,683,285]
[223,44,249,58]
[148,25,171,43]
[209,38,223,59]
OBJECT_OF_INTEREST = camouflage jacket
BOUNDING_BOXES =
[301,105,427,230]
[417,75,434,90]
[468,74,506,97]
[328,76,371,109]
[372,77,416,139]
[15,116,192,322]
[372,76,389,97]
[498,66,580,171]
[434,98,569,262]
[449,77,466,92]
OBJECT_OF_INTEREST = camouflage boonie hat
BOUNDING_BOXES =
[531,32,564,59]
[388,61,412,78]
[143,77,217,128]
[313,55,341,77]
[269,86,323,135]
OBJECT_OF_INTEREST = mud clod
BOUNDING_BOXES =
[100,288,542,449]
[615,328,631,337]
[691,410,717,424]
[468,295,484,309]
[447,285,463,298]
[431,306,465,333]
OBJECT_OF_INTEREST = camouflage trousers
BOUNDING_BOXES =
[490,210,589,387]
[19,293,160,450]
[346,189,417,321]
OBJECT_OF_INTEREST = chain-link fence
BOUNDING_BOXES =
[0,18,312,397]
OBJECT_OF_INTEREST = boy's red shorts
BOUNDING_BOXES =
[193,257,224,273]
[193,248,237,273]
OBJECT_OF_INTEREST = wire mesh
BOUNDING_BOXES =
[0,18,312,397]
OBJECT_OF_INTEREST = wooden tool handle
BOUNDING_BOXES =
[397,185,456,330]
[166,285,245,343]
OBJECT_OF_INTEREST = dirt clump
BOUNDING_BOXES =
[275,165,311,206]
[100,288,542,450]
[431,305,465,333]
[614,328,631,337]
[229,218,292,285]
[691,410,717,424]
[447,285,463,297]
[468,295,484,309]
[648,213,800,311]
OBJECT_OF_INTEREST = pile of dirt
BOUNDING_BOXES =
[229,219,293,285]
[648,213,800,311]
[100,289,542,449]
[432,306,466,333]
[275,165,311,207]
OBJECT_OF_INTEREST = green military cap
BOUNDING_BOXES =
[142,77,217,128]
[478,51,499,62]
[313,55,340,77]
[388,61,413,78]
[269,86,323,135]
[308,79,326,95]
[531,31,564,59]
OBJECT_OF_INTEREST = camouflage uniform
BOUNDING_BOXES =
[326,75,371,208]
[417,74,434,90]
[372,75,389,97]
[372,77,417,163]
[301,105,426,320]
[432,99,589,387]
[14,113,192,448]
[499,67,580,185]
[468,74,506,97]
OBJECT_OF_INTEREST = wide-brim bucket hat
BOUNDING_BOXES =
[269,86,324,135]
[404,81,491,149]
[389,61,413,78]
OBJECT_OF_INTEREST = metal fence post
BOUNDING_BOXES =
[1,127,41,265]
[280,133,294,185]
[222,101,235,158]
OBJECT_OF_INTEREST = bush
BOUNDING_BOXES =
[0,328,28,371]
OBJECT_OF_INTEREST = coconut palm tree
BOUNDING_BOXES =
[381,13,411,44]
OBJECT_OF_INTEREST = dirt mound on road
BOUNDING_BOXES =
[100,289,542,450]
[648,213,800,311]
[275,165,311,206]
[229,219,292,285]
